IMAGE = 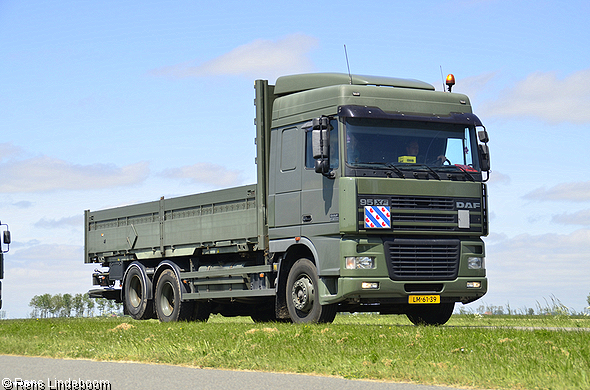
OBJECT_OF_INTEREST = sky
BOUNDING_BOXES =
[1,0,589,318]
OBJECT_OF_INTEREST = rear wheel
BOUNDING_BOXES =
[286,258,337,324]
[123,265,153,320]
[154,269,194,322]
[406,303,455,326]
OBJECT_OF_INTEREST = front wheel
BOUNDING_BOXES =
[154,269,194,322]
[286,258,337,324]
[406,302,455,326]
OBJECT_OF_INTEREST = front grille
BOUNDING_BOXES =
[390,196,455,210]
[391,213,455,223]
[359,194,483,233]
[385,239,460,280]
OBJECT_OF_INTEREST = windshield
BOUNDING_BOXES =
[345,117,480,174]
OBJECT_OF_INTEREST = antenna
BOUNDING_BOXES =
[439,65,445,91]
[344,45,353,84]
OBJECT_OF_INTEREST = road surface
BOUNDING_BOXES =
[1,355,462,390]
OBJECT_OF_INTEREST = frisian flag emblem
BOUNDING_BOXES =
[364,206,391,229]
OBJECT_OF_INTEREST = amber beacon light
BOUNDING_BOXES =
[446,74,456,92]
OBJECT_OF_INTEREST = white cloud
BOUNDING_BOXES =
[452,71,497,98]
[0,156,149,193]
[552,209,590,226]
[524,180,590,202]
[3,244,91,318]
[483,229,590,311]
[12,243,82,261]
[150,33,318,81]
[159,162,243,188]
[34,215,84,229]
[12,201,33,209]
[482,68,590,124]
[0,143,22,161]
[487,170,510,185]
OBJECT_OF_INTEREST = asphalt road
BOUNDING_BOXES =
[1,355,461,390]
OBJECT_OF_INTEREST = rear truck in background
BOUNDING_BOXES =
[85,72,491,325]
[1,222,11,310]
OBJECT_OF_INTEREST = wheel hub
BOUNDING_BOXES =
[129,275,142,308]
[159,282,174,317]
[292,276,314,312]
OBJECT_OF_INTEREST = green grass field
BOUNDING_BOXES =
[1,314,589,390]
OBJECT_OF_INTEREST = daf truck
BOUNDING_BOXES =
[85,72,491,325]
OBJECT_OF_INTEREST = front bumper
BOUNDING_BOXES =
[319,275,487,305]
[318,235,487,306]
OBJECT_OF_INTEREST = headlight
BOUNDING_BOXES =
[345,256,375,269]
[467,256,484,269]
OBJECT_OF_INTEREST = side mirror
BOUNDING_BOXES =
[476,126,490,173]
[478,144,491,172]
[314,159,330,174]
[1,226,9,254]
[478,129,489,143]
[312,117,333,176]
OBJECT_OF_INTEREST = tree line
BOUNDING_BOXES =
[25,292,590,319]
[457,294,590,316]
[28,293,123,318]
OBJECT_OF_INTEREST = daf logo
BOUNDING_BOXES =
[456,201,480,209]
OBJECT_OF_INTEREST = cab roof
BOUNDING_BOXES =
[273,73,435,96]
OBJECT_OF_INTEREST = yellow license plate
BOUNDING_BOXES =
[408,295,440,304]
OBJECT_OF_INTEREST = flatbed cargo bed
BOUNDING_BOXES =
[85,184,260,263]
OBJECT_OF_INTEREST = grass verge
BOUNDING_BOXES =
[1,314,589,390]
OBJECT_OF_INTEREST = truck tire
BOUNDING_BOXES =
[250,300,290,323]
[286,258,337,324]
[191,301,211,322]
[406,302,455,326]
[123,265,154,320]
[154,269,194,322]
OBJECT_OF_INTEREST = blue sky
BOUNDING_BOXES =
[1,0,589,318]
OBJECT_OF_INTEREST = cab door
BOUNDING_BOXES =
[269,125,302,238]
[300,121,340,275]
[300,121,339,231]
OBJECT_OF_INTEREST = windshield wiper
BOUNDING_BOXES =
[437,165,476,181]
[454,165,476,181]
[354,162,406,178]
[383,163,406,178]
[397,164,441,180]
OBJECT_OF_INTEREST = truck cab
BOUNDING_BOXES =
[264,73,489,324]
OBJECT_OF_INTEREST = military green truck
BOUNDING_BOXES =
[85,73,490,325]
[0,222,11,310]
